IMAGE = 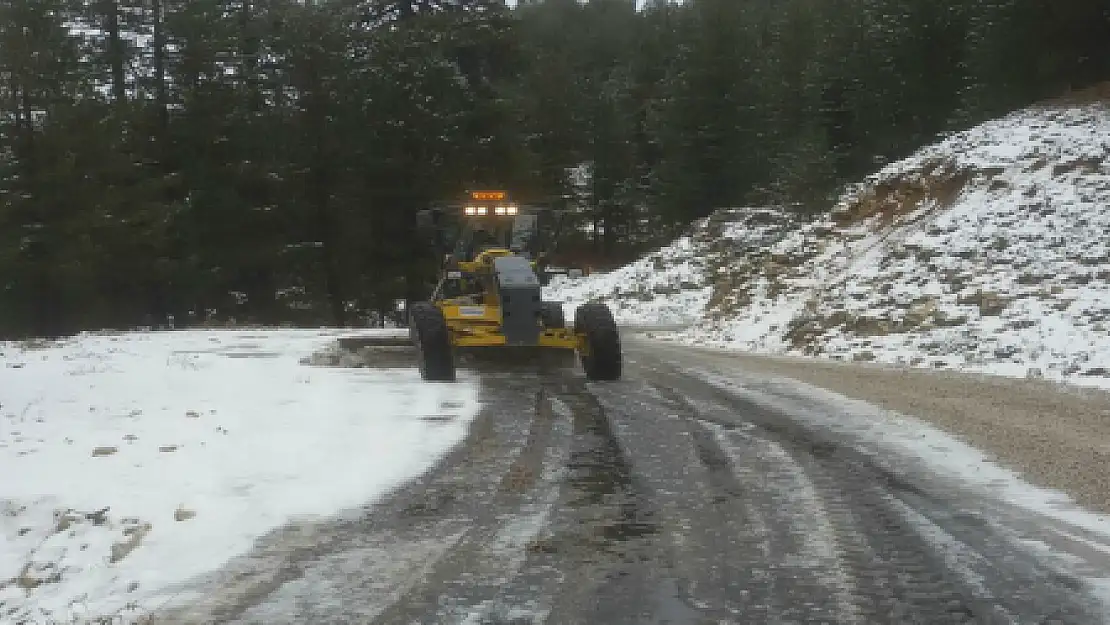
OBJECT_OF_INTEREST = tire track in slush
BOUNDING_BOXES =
[689,374,1103,623]
[155,372,568,625]
[377,376,680,625]
[628,371,991,624]
[535,383,689,625]
[634,337,1110,623]
[703,422,866,624]
[440,394,585,625]
[626,349,1107,624]
[368,375,575,624]
[592,380,870,623]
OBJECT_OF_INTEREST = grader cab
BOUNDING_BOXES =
[409,190,621,382]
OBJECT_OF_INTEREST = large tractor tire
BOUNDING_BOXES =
[574,303,621,381]
[539,302,566,329]
[409,302,456,382]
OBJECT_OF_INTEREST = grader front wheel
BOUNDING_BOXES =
[410,302,456,382]
[574,303,621,381]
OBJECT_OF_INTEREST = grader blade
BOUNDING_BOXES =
[336,332,413,351]
[456,346,577,374]
[333,332,419,369]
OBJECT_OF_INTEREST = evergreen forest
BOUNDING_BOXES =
[2,0,1107,336]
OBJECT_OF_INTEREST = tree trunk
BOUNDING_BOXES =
[152,0,167,131]
[240,0,262,113]
[602,202,615,259]
[304,35,346,328]
[104,0,126,106]
[314,169,346,327]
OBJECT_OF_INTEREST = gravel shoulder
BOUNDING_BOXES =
[636,334,1110,515]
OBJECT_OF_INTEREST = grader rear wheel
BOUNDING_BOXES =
[574,303,621,381]
[540,302,566,329]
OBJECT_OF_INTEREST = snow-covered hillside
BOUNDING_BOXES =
[544,208,804,326]
[546,99,1110,389]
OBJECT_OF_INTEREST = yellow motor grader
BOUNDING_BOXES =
[410,190,621,382]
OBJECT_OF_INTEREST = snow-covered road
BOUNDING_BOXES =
[140,334,1110,624]
[0,329,478,623]
[5,329,1110,624]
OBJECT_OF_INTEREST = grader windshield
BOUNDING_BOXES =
[451,214,538,258]
[448,191,541,261]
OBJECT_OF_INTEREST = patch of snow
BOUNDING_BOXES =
[0,329,478,623]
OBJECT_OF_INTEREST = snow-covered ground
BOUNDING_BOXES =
[546,100,1110,390]
[0,329,478,623]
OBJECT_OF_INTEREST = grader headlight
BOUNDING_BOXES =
[465,191,514,217]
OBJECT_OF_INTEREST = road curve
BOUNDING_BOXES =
[155,334,1110,625]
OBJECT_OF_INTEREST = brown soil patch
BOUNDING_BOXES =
[1038,81,1110,107]
[833,159,971,227]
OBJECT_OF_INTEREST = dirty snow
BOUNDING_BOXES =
[0,329,478,623]
[546,101,1110,390]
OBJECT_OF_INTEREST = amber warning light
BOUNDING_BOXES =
[470,191,506,201]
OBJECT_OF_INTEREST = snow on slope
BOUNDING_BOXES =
[0,329,477,623]
[546,99,1110,389]
[544,234,712,326]
[543,208,800,326]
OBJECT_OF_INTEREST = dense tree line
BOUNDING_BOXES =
[1,0,1107,337]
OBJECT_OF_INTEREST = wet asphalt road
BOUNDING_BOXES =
[159,334,1110,625]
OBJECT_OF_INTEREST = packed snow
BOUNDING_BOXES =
[0,329,478,623]
[546,101,1110,389]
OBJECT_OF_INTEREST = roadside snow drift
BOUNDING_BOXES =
[0,329,478,623]
[546,98,1110,389]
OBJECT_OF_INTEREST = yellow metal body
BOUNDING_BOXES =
[434,247,582,351]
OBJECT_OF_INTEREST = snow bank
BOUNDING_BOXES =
[547,100,1110,390]
[0,329,478,623]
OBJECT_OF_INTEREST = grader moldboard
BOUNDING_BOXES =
[408,190,621,383]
